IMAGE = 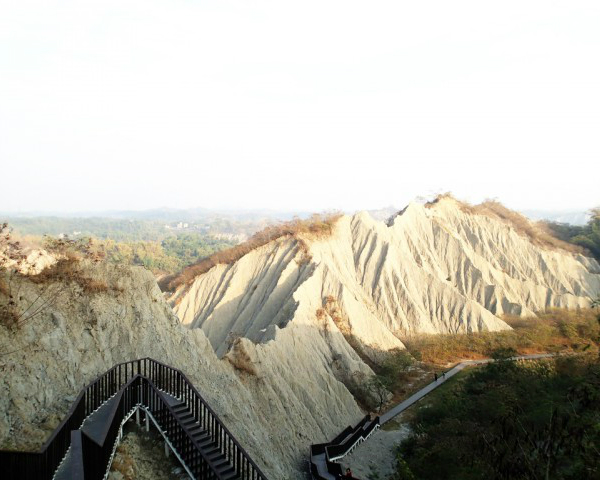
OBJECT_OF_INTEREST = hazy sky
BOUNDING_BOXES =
[1,1,598,213]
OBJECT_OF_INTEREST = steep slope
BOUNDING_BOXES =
[172,197,600,354]
[0,260,365,479]
[4,198,599,478]
[164,197,600,473]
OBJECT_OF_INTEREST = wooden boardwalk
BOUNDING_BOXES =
[310,353,556,479]
[380,353,554,424]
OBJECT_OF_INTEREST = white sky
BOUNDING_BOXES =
[1,0,599,213]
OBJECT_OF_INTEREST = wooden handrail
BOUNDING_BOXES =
[0,358,268,480]
[145,357,268,477]
[309,415,378,480]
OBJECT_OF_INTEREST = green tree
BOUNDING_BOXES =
[546,208,600,262]
[490,346,517,361]
[379,349,415,390]
[367,374,393,413]
[391,451,416,480]
[396,355,600,479]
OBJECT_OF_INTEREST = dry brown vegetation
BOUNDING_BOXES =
[159,213,342,293]
[402,308,600,365]
[355,307,600,417]
[28,257,109,293]
[111,443,136,480]
[0,226,114,331]
[225,337,258,376]
[426,194,586,255]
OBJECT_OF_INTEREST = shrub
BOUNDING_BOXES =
[367,374,393,413]
[396,354,600,479]
[345,371,379,411]
[490,346,517,361]
[379,349,415,389]
[558,319,578,339]
[225,337,258,376]
[546,208,600,262]
[392,451,416,480]
[402,308,600,364]
[79,278,109,294]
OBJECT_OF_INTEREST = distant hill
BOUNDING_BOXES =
[0,206,308,222]
[0,207,313,243]
[519,209,591,226]
[169,195,600,358]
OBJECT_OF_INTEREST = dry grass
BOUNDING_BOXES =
[159,213,342,293]
[225,337,258,376]
[0,302,20,328]
[0,277,8,297]
[1,237,115,329]
[385,365,437,408]
[324,295,347,333]
[29,256,79,284]
[28,257,109,294]
[111,444,136,480]
[426,194,586,255]
[402,308,599,365]
[1,261,112,330]
[78,278,110,294]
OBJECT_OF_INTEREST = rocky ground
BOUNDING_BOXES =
[342,419,411,480]
[108,422,188,480]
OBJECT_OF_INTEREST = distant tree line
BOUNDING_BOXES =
[4,217,170,242]
[100,235,236,273]
[545,208,600,261]
[1,218,241,274]
[2,216,266,242]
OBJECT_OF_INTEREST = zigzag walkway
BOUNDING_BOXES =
[0,358,267,480]
[310,353,555,479]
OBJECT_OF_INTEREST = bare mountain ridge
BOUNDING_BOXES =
[3,197,600,478]
[0,256,363,479]
[171,196,600,359]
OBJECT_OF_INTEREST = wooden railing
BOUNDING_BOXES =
[0,358,268,480]
[309,415,379,480]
